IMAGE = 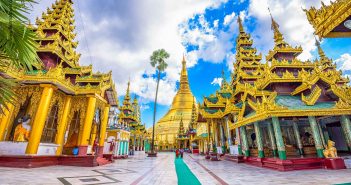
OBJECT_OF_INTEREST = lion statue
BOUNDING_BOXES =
[323,140,337,158]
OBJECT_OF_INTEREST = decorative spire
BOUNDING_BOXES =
[122,80,131,106]
[268,8,286,46]
[179,115,184,135]
[315,38,326,59]
[189,97,197,129]
[179,55,191,93]
[237,16,244,33]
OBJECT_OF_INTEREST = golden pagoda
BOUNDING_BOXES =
[200,13,351,171]
[0,0,117,167]
[304,0,351,38]
[154,56,196,151]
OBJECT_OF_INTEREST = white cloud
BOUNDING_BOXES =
[336,53,351,71]
[223,12,236,26]
[29,0,228,106]
[247,0,335,61]
[211,77,223,86]
[213,19,219,28]
[180,10,245,68]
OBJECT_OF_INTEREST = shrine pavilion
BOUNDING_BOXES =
[198,13,351,171]
[0,0,117,167]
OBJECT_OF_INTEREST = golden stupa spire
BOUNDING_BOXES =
[268,8,286,46]
[237,16,244,33]
[179,55,190,93]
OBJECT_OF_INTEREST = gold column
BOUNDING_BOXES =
[26,85,55,154]
[0,103,15,141]
[55,96,72,155]
[79,96,97,146]
[89,125,97,146]
[99,106,110,147]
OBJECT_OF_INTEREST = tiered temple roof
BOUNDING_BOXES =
[117,81,145,133]
[304,0,351,38]
[1,0,117,105]
[201,12,351,128]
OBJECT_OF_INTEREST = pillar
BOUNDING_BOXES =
[26,85,55,154]
[236,128,243,155]
[213,120,218,147]
[55,96,72,155]
[292,120,304,155]
[254,122,264,158]
[308,116,324,158]
[272,117,286,160]
[225,117,232,146]
[0,103,15,141]
[124,141,128,155]
[219,122,225,148]
[97,106,110,156]
[78,96,96,155]
[267,121,277,157]
[240,126,250,157]
[340,115,351,151]
[118,141,122,156]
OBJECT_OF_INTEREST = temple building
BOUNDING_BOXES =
[0,0,117,167]
[200,14,351,171]
[305,0,351,38]
[105,81,146,158]
[154,57,196,151]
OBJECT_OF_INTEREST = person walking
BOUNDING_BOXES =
[175,149,179,158]
[180,148,184,158]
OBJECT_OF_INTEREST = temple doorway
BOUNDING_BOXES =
[7,97,31,141]
[41,102,59,143]
[63,111,80,155]
[326,122,349,152]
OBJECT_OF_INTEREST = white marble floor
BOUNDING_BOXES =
[0,152,351,185]
[0,152,177,185]
[184,154,351,185]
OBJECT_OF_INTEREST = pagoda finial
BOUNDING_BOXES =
[268,8,285,46]
[179,55,190,93]
[237,16,244,33]
[315,37,326,59]
[126,79,130,96]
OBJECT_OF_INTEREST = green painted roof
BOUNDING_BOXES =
[220,92,232,98]
[199,133,208,138]
[26,70,47,75]
[204,108,219,114]
[205,96,218,104]
[275,95,335,110]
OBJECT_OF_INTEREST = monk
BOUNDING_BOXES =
[13,115,31,142]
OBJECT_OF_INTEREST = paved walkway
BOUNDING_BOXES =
[0,152,350,185]
[184,154,351,185]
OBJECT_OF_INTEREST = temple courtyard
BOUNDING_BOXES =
[0,152,350,185]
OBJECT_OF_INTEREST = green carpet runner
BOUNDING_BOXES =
[174,157,201,185]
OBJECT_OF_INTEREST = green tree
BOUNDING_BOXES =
[148,49,169,156]
[0,0,40,114]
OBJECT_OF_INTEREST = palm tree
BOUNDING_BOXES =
[148,49,169,157]
[0,0,40,114]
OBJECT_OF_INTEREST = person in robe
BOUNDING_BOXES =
[13,115,31,142]
[109,139,115,154]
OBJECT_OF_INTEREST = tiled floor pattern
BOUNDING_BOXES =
[0,152,351,185]
[0,152,177,185]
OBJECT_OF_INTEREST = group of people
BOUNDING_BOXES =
[175,148,184,158]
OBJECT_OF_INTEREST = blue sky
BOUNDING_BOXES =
[30,0,351,128]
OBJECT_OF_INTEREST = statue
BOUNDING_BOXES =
[323,140,338,158]
[13,115,31,142]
